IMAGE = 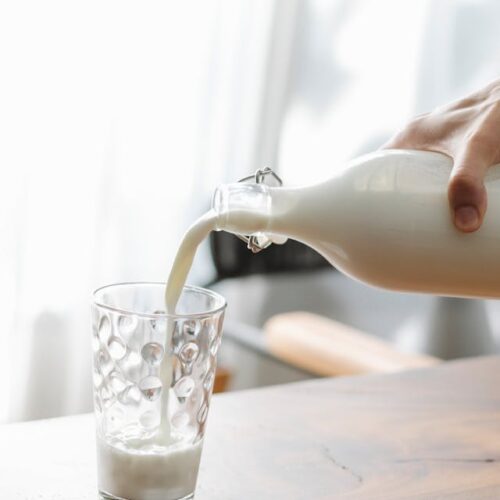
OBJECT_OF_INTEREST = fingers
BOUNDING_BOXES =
[448,147,490,232]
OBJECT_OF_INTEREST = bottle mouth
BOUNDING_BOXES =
[212,182,288,252]
[212,184,224,214]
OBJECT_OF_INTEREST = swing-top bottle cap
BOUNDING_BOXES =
[236,167,284,253]
[212,167,286,254]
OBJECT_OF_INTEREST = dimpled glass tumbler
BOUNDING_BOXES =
[91,283,226,500]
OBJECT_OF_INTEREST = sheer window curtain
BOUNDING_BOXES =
[278,0,500,184]
[0,0,284,422]
[3,0,499,423]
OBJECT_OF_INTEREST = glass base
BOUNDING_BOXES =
[100,490,194,500]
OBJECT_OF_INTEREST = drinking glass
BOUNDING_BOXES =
[91,283,226,500]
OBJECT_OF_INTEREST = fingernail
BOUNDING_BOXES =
[454,205,480,232]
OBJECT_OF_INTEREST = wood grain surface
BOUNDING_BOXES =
[1,356,500,499]
[265,312,439,376]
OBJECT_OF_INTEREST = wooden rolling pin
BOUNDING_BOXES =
[264,312,439,376]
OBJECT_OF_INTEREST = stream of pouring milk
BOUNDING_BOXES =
[160,209,219,439]
[161,207,273,436]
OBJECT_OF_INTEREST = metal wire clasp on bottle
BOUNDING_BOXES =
[236,167,283,253]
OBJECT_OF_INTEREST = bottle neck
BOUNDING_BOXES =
[212,181,315,245]
[212,183,272,234]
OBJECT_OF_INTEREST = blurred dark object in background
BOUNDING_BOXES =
[210,230,330,283]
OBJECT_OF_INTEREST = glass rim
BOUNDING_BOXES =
[92,282,226,320]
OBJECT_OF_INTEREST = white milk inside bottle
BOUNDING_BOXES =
[214,149,500,298]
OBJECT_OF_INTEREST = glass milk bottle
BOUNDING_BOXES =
[212,149,500,299]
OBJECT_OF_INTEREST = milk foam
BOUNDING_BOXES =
[98,438,202,500]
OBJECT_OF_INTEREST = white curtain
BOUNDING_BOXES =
[0,0,282,422]
[278,0,500,184]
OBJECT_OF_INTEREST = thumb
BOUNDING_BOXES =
[448,149,489,233]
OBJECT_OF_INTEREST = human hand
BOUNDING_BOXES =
[384,79,500,232]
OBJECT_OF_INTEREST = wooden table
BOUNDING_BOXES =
[2,356,500,499]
